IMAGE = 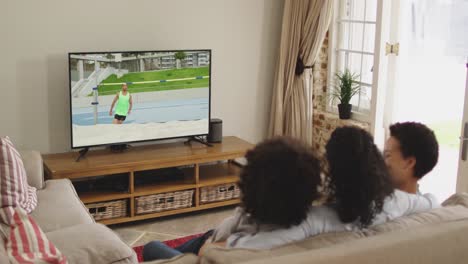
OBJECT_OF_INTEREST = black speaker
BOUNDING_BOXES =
[208,118,223,143]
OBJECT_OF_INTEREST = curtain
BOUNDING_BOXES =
[268,0,333,144]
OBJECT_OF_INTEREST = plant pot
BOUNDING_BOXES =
[338,103,352,119]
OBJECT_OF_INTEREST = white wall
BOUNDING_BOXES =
[0,0,284,153]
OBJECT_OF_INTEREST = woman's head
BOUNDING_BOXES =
[325,126,393,227]
[239,137,321,228]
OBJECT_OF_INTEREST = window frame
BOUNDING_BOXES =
[326,0,379,123]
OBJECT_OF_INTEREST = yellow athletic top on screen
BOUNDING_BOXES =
[115,91,130,116]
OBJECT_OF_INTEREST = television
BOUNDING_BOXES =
[68,49,211,149]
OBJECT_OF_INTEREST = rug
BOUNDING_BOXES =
[133,233,203,262]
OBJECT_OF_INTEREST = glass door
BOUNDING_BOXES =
[385,0,468,201]
[457,62,468,193]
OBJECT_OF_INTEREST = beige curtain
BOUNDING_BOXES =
[268,0,333,144]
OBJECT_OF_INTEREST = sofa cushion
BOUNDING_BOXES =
[366,204,468,234]
[0,136,37,213]
[19,150,45,190]
[0,206,67,264]
[0,228,9,264]
[201,243,305,264]
[442,192,468,207]
[291,230,365,250]
[241,219,468,264]
[200,231,364,264]
[201,193,468,264]
[31,179,94,233]
[46,223,136,264]
[364,192,468,235]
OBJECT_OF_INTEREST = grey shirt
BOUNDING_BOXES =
[211,190,439,249]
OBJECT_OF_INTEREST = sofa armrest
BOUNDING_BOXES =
[46,223,137,264]
[19,150,45,190]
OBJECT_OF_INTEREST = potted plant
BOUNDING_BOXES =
[330,68,361,119]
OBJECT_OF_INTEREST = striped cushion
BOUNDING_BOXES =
[0,207,67,264]
[0,137,37,213]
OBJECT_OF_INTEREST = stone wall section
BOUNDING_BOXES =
[312,35,370,157]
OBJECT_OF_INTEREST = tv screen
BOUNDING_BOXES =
[69,50,211,148]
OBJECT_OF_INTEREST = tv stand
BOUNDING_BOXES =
[42,136,252,225]
[185,136,213,147]
[75,147,89,162]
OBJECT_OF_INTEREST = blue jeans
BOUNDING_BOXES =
[143,241,182,260]
[143,229,214,261]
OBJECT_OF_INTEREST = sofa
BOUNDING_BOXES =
[3,151,468,264]
[152,194,468,264]
[159,193,468,264]
[0,150,138,264]
[200,208,468,264]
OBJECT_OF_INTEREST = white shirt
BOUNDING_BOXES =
[220,190,439,249]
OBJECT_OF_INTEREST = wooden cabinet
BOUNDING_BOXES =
[42,136,252,225]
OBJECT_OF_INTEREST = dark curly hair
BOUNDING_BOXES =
[389,122,439,179]
[325,126,394,227]
[239,137,321,228]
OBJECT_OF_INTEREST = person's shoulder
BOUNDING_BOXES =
[390,189,440,208]
[303,205,346,232]
[305,205,340,221]
[388,189,417,203]
[393,189,437,201]
[382,190,406,208]
[391,189,405,199]
[421,192,440,207]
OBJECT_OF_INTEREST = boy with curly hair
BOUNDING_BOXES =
[384,122,439,195]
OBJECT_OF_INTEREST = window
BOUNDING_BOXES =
[328,0,378,119]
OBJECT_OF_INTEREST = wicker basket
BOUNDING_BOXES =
[135,190,194,215]
[86,199,127,221]
[200,183,240,204]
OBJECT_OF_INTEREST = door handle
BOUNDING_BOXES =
[461,123,468,161]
